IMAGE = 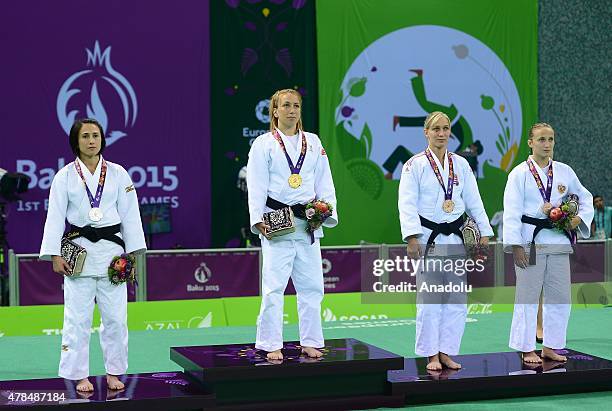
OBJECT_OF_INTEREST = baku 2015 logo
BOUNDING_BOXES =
[56,41,138,146]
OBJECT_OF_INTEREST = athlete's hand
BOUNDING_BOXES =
[255,222,272,240]
[513,246,529,269]
[407,237,423,260]
[52,255,72,276]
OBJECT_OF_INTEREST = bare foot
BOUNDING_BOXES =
[439,353,462,369]
[76,378,93,392]
[541,347,567,362]
[266,349,283,360]
[426,354,442,371]
[521,351,542,363]
[106,374,125,390]
[301,347,323,358]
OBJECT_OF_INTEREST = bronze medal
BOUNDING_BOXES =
[425,149,456,215]
[442,199,455,213]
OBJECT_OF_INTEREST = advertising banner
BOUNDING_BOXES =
[210,0,318,247]
[146,250,260,301]
[0,0,211,252]
[316,0,537,244]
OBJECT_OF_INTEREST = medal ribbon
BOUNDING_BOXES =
[527,158,553,203]
[273,130,307,175]
[424,148,454,201]
[74,158,107,209]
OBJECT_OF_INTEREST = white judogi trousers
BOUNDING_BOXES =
[415,257,467,357]
[509,253,571,352]
[256,237,324,352]
[59,276,128,380]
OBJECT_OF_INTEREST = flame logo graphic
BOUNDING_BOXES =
[56,41,138,146]
[188,312,213,328]
[194,263,212,284]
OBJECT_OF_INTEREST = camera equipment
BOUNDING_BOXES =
[0,168,31,305]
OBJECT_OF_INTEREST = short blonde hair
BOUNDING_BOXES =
[528,122,554,139]
[269,89,304,133]
[424,111,451,129]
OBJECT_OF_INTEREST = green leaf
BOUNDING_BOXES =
[361,123,373,158]
[349,77,367,97]
[480,94,495,110]
[496,140,504,155]
[497,133,507,151]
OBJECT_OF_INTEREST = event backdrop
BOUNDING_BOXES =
[1,0,539,252]
[0,0,210,252]
[316,0,538,244]
[210,0,317,247]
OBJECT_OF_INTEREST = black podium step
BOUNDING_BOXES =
[170,338,404,407]
[0,372,214,410]
[388,349,612,405]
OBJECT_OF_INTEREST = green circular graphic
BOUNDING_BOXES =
[346,158,384,200]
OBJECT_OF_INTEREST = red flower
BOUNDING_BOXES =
[314,202,329,213]
[114,258,127,272]
[549,208,563,222]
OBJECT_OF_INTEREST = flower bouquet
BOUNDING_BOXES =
[546,194,579,244]
[108,253,136,285]
[547,194,579,232]
[460,217,488,262]
[304,200,333,233]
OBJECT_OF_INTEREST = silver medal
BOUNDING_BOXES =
[89,207,103,222]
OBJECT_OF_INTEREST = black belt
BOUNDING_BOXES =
[266,197,313,244]
[65,224,125,249]
[419,215,464,256]
[521,215,572,265]
[266,197,307,220]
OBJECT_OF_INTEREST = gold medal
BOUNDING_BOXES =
[288,173,302,189]
[442,199,455,213]
[541,202,553,215]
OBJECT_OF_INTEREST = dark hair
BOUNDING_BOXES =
[69,118,106,157]
[594,194,603,200]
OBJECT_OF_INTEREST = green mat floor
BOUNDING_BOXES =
[1,309,611,410]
